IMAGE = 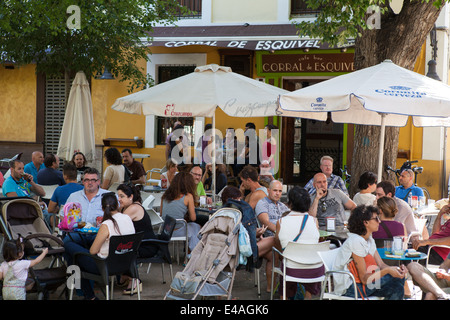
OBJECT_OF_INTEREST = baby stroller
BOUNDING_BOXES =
[165,207,242,300]
[0,198,67,300]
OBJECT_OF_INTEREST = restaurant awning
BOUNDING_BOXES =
[145,24,354,51]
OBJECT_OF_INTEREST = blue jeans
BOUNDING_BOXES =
[344,274,405,300]
[63,233,98,299]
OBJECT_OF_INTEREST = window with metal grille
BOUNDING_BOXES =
[176,0,202,18]
[44,77,69,158]
[291,0,323,15]
[155,65,197,146]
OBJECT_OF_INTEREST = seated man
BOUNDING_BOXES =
[304,155,348,196]
[62,167,109,249]
[121,148,146,185]
[37,154,65,186]
[255,180,289,237]
[376,180,420,238]
[24,151,45,182]
[411,202,450,266]
[48,163,84,215]
[190,165,207,198]
[309,173,356,227]
[239,165,268,210]
[395,169,424,202]
[202,163,227,193]
[3,159,45,199]
[408,254,450,300]
[3,159,49,226]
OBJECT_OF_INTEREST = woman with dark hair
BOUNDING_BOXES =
[64,192,135,300]
[333,205,407,300]
[117,183,157,294]
[353,171,378,206]
[160,172,200,251]
[273,186,321,300]
[101,147,125,190]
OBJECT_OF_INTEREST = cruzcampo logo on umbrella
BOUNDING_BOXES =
[374,86,427,98]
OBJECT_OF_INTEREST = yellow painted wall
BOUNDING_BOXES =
[0,65,37,142]
[211,0,278,23]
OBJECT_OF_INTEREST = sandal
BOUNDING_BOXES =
[123,280,142,295]
[117,278,129,287]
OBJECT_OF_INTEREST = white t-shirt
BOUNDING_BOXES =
[353,192,376,206]
[0,260,31,282]
[332,233,377,295]
[98,213,135,258]
[277,212,319,249]
[103,165,125,186]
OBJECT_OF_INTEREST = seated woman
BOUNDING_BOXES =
[333,205,407,300]
[160,172,201,252]
[373,196,407,247]
[117,183,158,294]
[353,171,377,206]
[101,147,125,190]
[273,186,322,300]
[159,158,178,188]
[63,192,135,300]
[221,186,274,292]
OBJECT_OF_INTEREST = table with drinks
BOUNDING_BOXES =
[378,236,427,262]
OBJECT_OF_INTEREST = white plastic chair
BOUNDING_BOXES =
[38,184,59,200]
[271,241,330,300]
[407,218,428,244]
[142,194,155,210]
[426,245,450,271]
[318,248,384,300]
[171,219,189,265]
[146,167,166,186]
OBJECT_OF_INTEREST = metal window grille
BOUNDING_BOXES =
[44,77,71,159]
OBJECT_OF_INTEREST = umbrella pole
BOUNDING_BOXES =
[212,111,216,204]
[377,113,386,182]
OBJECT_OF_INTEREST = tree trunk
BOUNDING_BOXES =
[349,0,443,196]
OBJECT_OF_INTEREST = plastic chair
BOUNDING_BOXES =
[426,244,450,271]
[142,194,155,210]
[138,215,177,284]
[318,248,384,300]
[38,184,59,201]
[171,219,189,265]
[70,232,144,300]
[271,241,330,300]
[146,167,166,186]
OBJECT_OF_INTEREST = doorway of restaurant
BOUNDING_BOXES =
[280,77,345,186]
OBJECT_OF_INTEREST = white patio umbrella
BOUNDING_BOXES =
[278,59,450,180]
[111,64,288,198]
[57,71,96,162]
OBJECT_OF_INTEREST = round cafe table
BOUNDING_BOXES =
[377,248,427,263]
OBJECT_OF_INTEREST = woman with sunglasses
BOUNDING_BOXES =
[332,205,408,300]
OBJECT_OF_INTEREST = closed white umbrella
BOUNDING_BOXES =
[278,59,450,179]
[112,64,289,199]
[57,71,96,162]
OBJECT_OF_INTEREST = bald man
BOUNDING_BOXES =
[24,151,45,182]
[309,173,356,227]
[255,180,289,237]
